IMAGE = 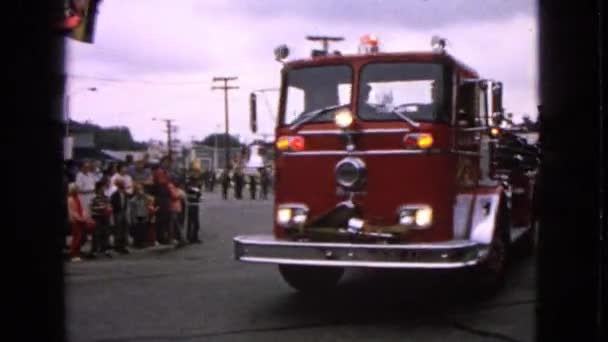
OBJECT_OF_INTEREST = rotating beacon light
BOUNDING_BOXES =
[358,34,380,54]
[431,36,447,53]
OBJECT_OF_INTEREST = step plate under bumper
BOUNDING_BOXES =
[234,235,489,269]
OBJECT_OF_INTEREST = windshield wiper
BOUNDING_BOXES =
[390,107,421,129]
[289,104,349,131]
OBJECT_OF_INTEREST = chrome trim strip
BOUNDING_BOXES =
[239,257,479,269]
[234,235,485,269]
[234,235,479,249]
[299,128,411,136]
[283,149,428,156]
[299,130,343,135]
[361,128,411,134]
[282,149,475,157]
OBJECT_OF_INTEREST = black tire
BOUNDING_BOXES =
[473,200,511,295]
[278,265,344,293]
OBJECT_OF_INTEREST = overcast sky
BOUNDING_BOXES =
[66,0,537,143]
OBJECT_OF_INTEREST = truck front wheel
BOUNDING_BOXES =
[278,265,344,293]
[473,199,511,296]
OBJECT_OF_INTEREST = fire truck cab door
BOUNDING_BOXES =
[477,80,495,186]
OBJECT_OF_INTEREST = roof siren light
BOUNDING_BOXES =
[431,36,447,53]
[359,34,380,54]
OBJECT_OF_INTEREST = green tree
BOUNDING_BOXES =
[199,133,242,148]
[68,120,147,150]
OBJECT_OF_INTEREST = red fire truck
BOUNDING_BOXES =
[236,35,540,293]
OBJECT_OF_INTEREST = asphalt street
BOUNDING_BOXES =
[65,191,535,342]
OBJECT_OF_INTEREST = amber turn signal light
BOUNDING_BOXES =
[276,136,290,150]
[276,135,305,152]
[403,133,434,149]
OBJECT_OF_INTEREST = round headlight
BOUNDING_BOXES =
[334,109,353,129]
[335,157,366,189]
[277,208,292,226]
[415,207,433,227]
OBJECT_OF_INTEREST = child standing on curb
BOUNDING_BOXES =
[146,195,159,247]
[129,183,149,249]
[89,181,113,258]
[168,182,186,248]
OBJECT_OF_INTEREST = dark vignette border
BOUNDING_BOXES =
[536,1,605,341]
[13,1,67,342]
[9,1,607,342]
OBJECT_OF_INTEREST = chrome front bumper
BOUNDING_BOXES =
[234,234,489,269]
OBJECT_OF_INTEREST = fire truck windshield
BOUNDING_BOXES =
[283,65,352,126]
[358,62,444,122]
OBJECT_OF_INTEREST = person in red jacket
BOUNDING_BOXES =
[67,183,95,262]
[153,156,172,244]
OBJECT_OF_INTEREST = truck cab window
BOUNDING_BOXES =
[456,81,477,126]
[282,65,352,126]
[477,84,488,126]
[358,63,445,122]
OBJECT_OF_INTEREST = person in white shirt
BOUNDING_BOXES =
[92,160,104,182]
[110,163,134,196]
[75,161,97,216]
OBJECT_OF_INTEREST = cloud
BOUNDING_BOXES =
[67,1,537,143]
[67,0,213,75]
[199,0,534,29]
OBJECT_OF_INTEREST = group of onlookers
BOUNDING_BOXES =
[65,155,204,262]
[219,168,272,200]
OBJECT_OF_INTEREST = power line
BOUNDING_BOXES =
[67,73,209,85]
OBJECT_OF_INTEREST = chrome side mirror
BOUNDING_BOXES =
[491,111,504,126]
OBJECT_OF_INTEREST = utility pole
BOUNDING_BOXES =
[212,76,239,171]
[153,118,177,163]
[214,124,220,170]
[166,119,173,162]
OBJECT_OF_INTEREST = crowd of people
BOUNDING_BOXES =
[64,155,205,262]
[218,168,272,200]
[63,154,274,263]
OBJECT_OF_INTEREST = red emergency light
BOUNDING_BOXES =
[360,34,378,46]
[359,34,379,53]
